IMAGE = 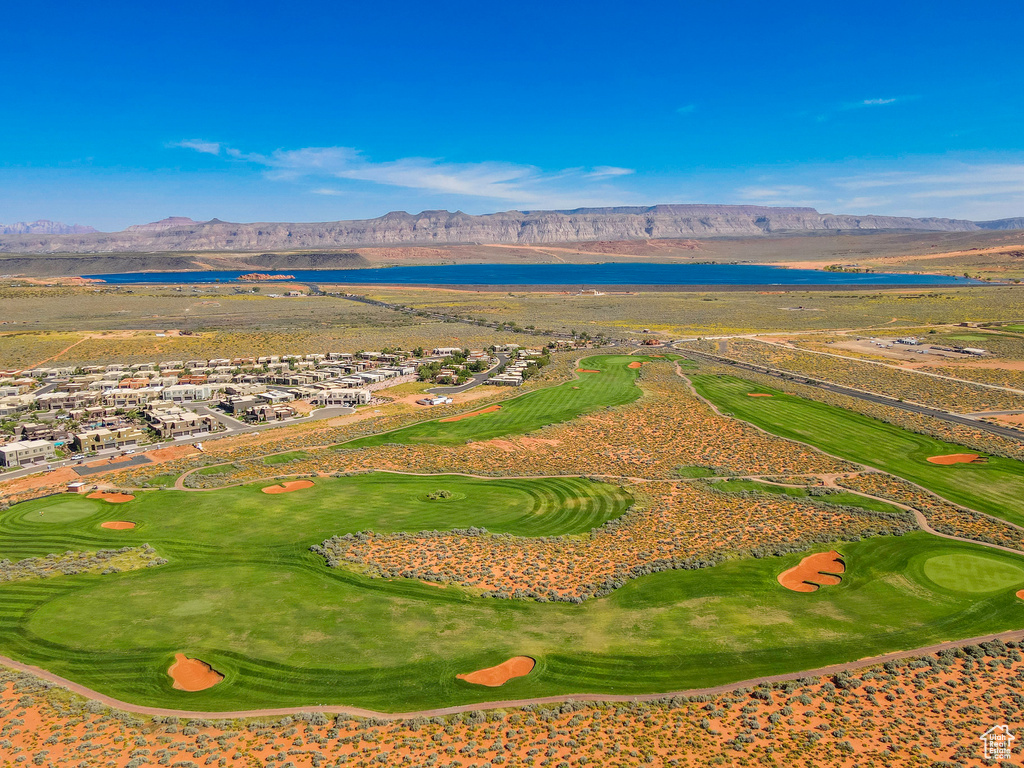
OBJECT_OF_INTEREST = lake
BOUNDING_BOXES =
[85,263,979,287]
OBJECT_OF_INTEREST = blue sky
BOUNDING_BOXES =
[2,0,1022,230]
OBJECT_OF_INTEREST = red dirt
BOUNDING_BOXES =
[926,453,984,465]
[87,491,135,503]
[576,369,601,373]
[1017,589,1024,600]
[778,550,845,593]
[262,480,315,494]
[167,653,223,692]
[746,393,773,397]
[100,521,136,530]
[439,405,502,423]
[456,656,535,687]
[628,362,644,369]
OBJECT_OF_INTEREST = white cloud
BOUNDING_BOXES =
[171,139,222,155]
[175,141,638,209]
[676,104,697,115]
[587,166,635,179]
[861,97,898,106]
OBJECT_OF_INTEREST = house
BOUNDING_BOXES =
[74,426,146,453]
[0,439,56,467]
[102,387,164,408]
[310,388,371,407]
[485,374,523,386]
[162,384,217,402]
[245,403,297,422]
[416,396,453,406]
[432,347,464,356]
[0,395,34,418]
[144,403,217,439]
[220,394,261,416]
[35,391,101,411]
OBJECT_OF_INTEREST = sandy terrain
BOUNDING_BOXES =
[926,453,984,465]
[628,361,644,369]
[87,491,135,503]
[100,521,136,529]
[167,653,223,692]
[576,368,601,373]
[746,392,773,397]
[262,480,315,494]
[777,551,845,593]
[439,405,502,423]
[456,656,535,687]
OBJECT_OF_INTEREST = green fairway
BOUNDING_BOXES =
[344,354,662,447]
[708,479,906,515]
[2,474,1024,710]
[923,553,1024,593]
[690,373,1024,527]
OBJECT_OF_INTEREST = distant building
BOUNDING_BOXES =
[0,439,56,467]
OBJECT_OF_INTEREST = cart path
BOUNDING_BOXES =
[3,629,1023,720]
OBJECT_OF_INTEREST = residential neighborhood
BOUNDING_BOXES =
[0,342,559,469]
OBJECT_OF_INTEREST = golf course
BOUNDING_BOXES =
[2,475,1024,711]
[344,354,670,447]
[690,373,1024,527]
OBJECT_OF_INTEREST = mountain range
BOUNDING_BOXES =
[0,206,1021,254]
[0,220,98,236]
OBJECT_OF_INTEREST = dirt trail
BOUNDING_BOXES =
[2,630,1022,720]
[28,336,87,368]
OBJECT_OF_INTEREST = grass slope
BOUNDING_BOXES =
[344,354,661,447]
[691,374,1024,527]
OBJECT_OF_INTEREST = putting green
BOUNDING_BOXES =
[923,554,1024,593]
[21,499,99,524]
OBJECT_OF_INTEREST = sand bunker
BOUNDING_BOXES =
[576,369,601,373]
[628,362,644,369]
[439,405,502,423]
[167,653,223,692]
[926,453,985,465]
[457,656,535,687]
[778,551,845,593]
[100,521,136,530]
[746,393,773,397]
[1017,589,1024,600]
[261,480,315,494]
[87,491,135,503]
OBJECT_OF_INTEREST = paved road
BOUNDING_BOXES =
[677,347,1024,444]
[427,354,510,394]
[2,628,1021,720]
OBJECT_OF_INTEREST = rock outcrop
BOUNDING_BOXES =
[0,204,1011,254]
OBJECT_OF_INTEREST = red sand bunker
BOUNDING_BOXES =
[778,551,845,593]
[457,656,535,687]
[87,491,135,503]
[1017,589,1024,600]
[167,653,223,692]
[628,361,644,369]
[261,480,315,494]
[576,369,601,373]
[926,453,985,465]
[100,521,135,530]
[746,393,773,397]
[440,405,502,423]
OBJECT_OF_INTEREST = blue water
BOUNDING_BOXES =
[85,263,978,286]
